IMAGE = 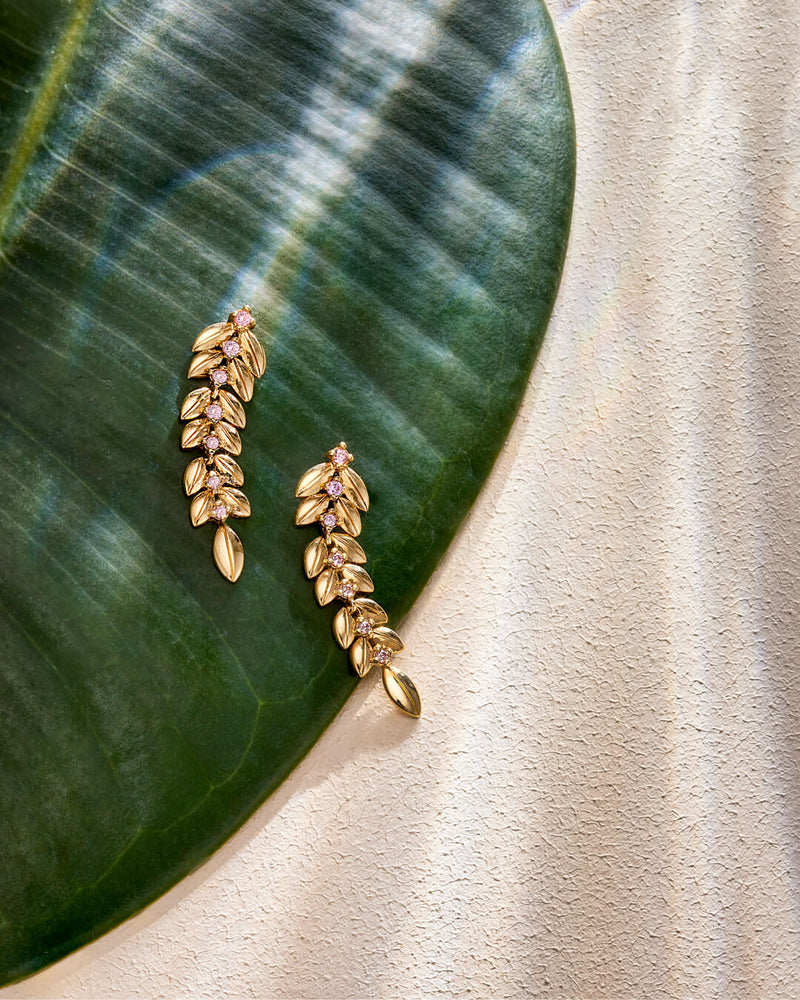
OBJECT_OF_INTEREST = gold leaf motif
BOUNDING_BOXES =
[353,598,388,624]
[187,350,222,379]
[214,421,242,456]
[314,567,339,606]
[213,523,244,582]
[192,321,232,352]
[218,389,246,429]
[341,563,374,594]
[189,490,215,527]
[181,418,210,450]
[295,494,330,526]
[183,457,207,495]
[332,534,366,564]
[340,467,369,511]
[382,666,421,718]
[180,387,211,420]
[304,537,328,578]
[213,453,244,486]
[226,357,254,401]
[350,637,372,677]
[371,626,404,652]
[336,497,361,536]
[218,487,250,518]
[238,328,267,377]
[332,607,355,649]
[295,462,333,497]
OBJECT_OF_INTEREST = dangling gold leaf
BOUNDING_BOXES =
[332,534,366,564]
[353,597,388,624]
[340,467,369,511]
[332,606,355,649]
[181,418,210,450]
[371,626,404,652]
[183,457,207,495]
[218,389,246,429]
[212,453,244,486]
[180,387,212,420]
[350,637,372,677]
[226,357,254,401]
[336,497,361,536]
[382,666,421,718]
[218,487,250,518]
[213,523,244,583]
[304,537,328,578]
[341,563,374,594]
[187,350,222,379]
[295,462,333,497]
[295,494,330,526]
[238,328,267,377]
[189,490,215,527]
[214,421,242,455]
[192,321,232,352]
[314,567,339,606]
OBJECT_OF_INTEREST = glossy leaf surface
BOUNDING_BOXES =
[0,0,573,983]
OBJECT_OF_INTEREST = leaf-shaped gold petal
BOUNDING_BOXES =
[331,534,366,564]
[238,328,266,377]
[295,494,330,526]
[382,666,421,718]
[304,537,328,578]
[218,388,246,429]
[371,626,404,652]
[218,487,250,518]
[336,497,361,536]
[226,357,254,401]
[314,567,339,606]
[341,563,374,594]
[340,467,369,511]
[192,321,232,352]
[333,606,355,649]
[183,456,207,495]
[180,387,212,420]
[212,453,244,486]
[295,462,333,497]
[350,637,372,677]
[213,523,244,583]
[214,421,242,456]
[189,490,215,527]
[181,418,211,450]
[187,350,223,379]
[353,598,388,624]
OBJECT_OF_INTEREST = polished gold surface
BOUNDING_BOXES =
[179,306,265,581]
[294,443,421,716]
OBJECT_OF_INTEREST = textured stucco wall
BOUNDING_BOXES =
[7,0,800,996]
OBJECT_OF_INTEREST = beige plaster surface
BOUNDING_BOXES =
[7,0,800,996]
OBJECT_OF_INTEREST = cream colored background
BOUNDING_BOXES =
[8,0,800,996]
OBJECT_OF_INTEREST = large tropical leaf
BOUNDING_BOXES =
[0,0,573,984]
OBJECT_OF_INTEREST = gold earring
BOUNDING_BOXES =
[180,306,265,582]
[295,443,421,718]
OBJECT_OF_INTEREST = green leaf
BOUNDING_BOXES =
[0,0,573,984]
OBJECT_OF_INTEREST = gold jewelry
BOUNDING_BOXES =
[295,443,421,718]
[180,306,265,582]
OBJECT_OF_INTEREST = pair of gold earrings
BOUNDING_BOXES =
[178,307,421,718]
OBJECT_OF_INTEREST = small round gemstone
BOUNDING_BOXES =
[375,648,390,665]
[329,551,345,568]
[205,403,223,421]
[331,447,349,467]
[339,582,355,599]
[233,309,252,328]
[321,512,337,529]
[357,618,373,635]
[222,339,240,358]
[204,435,220,452]
[326,479,343,497]
[206,474,221,490]
[211,369,228,385]
[213,504,228,520]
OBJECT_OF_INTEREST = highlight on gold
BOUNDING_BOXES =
[180,306,265,582]
[295,443,421,718]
